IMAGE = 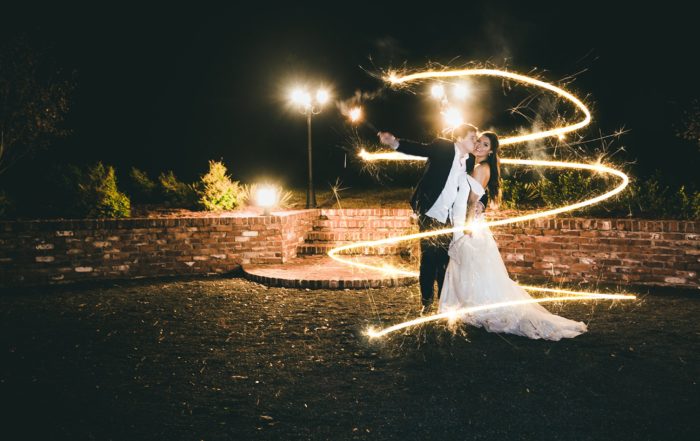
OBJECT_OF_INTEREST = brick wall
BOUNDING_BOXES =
[305,210,699,289]
[0,210,318,287]
[1,209,698,289]
[494,217,699,289]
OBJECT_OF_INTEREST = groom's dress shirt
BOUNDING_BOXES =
[424,145,469,223]
[391,138,471,218]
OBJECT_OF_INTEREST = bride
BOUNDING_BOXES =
[438,131,587,340]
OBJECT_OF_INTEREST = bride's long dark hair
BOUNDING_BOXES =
[479,131,501,207]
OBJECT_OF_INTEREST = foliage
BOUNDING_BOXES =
[35,163,84,218]
[127,167,158,203]
[498,168,699,220]
[677,185,700,220]
[499,176,540,210]
[537,170,603,212]
[75,162,131,218]
[196,160,241,211]
[239,183,294,209]
[0,35,74,176]
[676,98,700,149]
[0,189,12,218]
[158,170,197,208]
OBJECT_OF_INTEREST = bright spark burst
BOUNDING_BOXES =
[442,107,464,129]
[341,68,635,339]
[349,106,363,123]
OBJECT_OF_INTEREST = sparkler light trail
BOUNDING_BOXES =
[334,68,636,339]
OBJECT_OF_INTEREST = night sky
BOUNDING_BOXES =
[3,1,699,190]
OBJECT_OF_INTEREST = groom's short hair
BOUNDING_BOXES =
[451,123,479,140]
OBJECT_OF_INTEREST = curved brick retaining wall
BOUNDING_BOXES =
[1,209,698,289]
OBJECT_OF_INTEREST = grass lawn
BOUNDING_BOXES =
[1,277,698,440]
[285,187,413,209]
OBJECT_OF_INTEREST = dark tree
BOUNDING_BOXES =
[0,35,74,176]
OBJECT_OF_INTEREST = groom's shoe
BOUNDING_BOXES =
[420,301,434,316]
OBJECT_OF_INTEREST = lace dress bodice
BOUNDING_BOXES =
[450,174,485,242]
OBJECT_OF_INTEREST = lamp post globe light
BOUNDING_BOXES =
[430,82,470,134]
[290,87,330,209]
[255,185,278,216]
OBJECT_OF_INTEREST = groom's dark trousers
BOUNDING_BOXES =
[418,214,452,307]
[395,137,459,308]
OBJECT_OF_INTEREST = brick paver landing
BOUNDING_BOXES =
[242,255,417,289]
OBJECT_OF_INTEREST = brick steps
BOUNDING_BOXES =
[312,219,414,230]
[305,231,409,242]
[297,243,413,256]
[297,214,418,257]
[245,213,419,288]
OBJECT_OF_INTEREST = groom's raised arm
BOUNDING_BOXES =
[378,131,434,158]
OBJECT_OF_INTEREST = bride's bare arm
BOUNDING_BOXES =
[465,191,481,227]
[466,164,491,227]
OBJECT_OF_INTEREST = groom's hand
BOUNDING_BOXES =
[475,201,485,216]
[378,131,399,149]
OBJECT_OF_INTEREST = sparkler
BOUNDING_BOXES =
[334,68,636,339]
[344,104,379,133]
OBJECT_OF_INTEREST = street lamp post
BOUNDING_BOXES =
[290,87,329,209]
[306,110,315,208]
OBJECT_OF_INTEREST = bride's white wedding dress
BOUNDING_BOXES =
[438,174,587,340]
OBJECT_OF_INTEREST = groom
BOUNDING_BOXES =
[378,124,478,312]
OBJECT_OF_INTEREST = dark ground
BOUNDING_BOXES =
[0,277,698,440]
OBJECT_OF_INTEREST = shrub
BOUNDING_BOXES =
[0,189,12,218]
[497,168,700,220]
[197,160,240,211]
[500,176,540,210]
[678,185,700,219]
[159,170,197,208]
[626,173,670,218]
[127,166,158,203]
[76,162,131,218]
[537,169,606,213]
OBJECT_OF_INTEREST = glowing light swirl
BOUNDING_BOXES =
[334,68,635,339]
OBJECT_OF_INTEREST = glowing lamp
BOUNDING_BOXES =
[316,89,329,105]
[256,186,277,216]
[453,84,469,100]
[430,84,445,99]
